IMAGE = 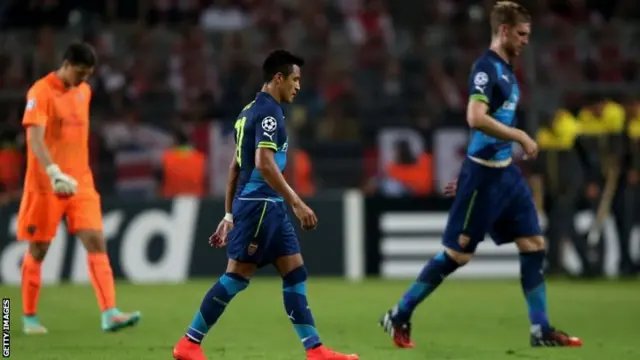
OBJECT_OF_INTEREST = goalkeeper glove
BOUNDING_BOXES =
[45,164,78,195]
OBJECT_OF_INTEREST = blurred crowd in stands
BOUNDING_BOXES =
[0,0,638,194]
[0,0,639,275]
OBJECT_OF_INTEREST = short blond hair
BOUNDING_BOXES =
[490,1,531,35]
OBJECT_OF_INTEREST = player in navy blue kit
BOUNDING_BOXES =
[380,1,583,349]
[173,50,359,360]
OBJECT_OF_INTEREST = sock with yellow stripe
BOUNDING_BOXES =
[282,266,322,350]
[185,273,249,344]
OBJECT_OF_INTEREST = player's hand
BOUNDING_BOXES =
[519,131,539,159]
[292,201,317,231]
[443,179,458,197]
[209,218,233,248]
[45,164,77,196]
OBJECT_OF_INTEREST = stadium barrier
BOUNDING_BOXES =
[364,196,639,279]
[0,195,348,285]
[0,192,636,284]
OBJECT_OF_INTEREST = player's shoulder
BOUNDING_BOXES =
[469,53,499,87]
[77,82,92,99]
[27,76,54,98]
[256,95,283,113]
[78,82,92,93]
[252,97,284,122]
[471,53,497,73]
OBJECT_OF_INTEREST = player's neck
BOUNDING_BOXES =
[261,84,282,103]
[489,43,511,65]
[54,69,71,88]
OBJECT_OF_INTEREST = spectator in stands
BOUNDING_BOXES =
[0,0,637,212]
[31,27,60,80]
[0,108,24,205]
[368,139,433,197]
[345,0,394,62]
[575,97,634,275]
[102,110,173,198]
[148,0,200,25]
[288,145,316,198]
[317,100,360,141]
[611,99,640,276]
[200,0,250,33]
[533,109,592,275]
[159,129,207,198]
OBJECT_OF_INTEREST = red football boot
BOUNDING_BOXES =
[306,345,359,360]
[530,326,583,347]
[173,336,207,360]
[380,309,415,348]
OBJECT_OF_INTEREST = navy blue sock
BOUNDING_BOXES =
[185,273,249,343]
[282,266,322,350]
[394,251,460,322]
[520,250,551,331]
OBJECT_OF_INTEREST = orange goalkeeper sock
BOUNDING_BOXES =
[87,253,116,312]
[21,251,42,316]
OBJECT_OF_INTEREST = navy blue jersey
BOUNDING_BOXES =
[233,92,288,200]
[466,50,521,161]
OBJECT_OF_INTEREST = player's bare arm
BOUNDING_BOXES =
[26,125,54,168]
[467,99,525,142]
[224,156,240,214]
[27,125,78,195]
[467,99,538,158]
[210,155,240,247]
[255,147,317,230]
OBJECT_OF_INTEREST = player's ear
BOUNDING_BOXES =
[499,24,509,38]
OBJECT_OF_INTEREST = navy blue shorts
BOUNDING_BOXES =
[226,199,300,267]
[442,158,541,253]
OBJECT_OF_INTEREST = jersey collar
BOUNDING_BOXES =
[46,72,69,91]
[486,50,512,70]
[257,91,281,106]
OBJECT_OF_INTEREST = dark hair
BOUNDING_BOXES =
[173,129,191,145]
[490,1,531,35]
[262,49,304,83]
[62,42,97,67]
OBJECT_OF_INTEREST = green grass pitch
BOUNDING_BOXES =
[1,279,639,360]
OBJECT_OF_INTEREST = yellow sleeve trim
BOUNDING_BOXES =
[257,141,277,150]
[470,94,489,103]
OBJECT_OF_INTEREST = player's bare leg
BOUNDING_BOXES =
[22,242,50,334]
[173,259,254,360]
[515,236,582,347]
[275,254,358,360]
[380,248,468,348]
[76,230,141,332]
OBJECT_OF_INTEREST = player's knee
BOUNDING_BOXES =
[76,230,106,253]
[28,242,50,262]
[444,247,473,265]
[226,259,257,278]
[219,273,250,295]
[515,236,546,252]
[282,266,308,289]
[274,254,304,276]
